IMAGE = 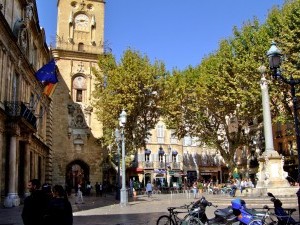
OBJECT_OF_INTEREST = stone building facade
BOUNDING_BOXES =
[0,0,53,206]
[51,0,105,191]
[132,119,223,188]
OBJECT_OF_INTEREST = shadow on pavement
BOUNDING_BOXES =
[71,193,153,212]
[74,211,165,225]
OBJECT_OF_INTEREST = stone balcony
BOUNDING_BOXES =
[140,161,181,171]
[4,101,37,130]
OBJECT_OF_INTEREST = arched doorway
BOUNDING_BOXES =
[144,172,152,187]
[65,160,89,194]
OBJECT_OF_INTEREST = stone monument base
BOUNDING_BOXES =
[4,193,20,207]
[256,151,290,189]
[236,186,299,197]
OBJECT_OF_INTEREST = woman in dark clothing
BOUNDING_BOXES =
[44,185,73,225]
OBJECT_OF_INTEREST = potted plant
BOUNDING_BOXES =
[198,183,204,193]
[133,181,139,197]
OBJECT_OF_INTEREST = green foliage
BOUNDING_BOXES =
[93,49,167,154]
[264,0,300,123]
[92,0,300,170]
[197,183,203,189]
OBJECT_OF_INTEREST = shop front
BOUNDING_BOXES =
[199,166,223,183]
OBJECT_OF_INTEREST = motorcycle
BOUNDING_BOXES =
[231,198,271,225]
[188,196,239,225]
[267,192,297,225]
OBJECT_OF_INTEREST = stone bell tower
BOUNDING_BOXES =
[51,0,105,189]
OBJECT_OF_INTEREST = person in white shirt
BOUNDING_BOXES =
[146,181,153,197]
[75,183,84,204]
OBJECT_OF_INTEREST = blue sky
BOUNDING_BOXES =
[36,0,284,71]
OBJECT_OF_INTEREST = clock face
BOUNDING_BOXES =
[75,14,89,29]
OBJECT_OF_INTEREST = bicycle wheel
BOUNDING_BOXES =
[157,215,175,225]
[226,188,232,195]
[185,216,202,225]
[182,214,202,225]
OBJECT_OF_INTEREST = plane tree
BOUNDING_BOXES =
[162,20,271,171]
[93,49,167,155]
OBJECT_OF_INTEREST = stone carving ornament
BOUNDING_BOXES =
[68,103,88,129]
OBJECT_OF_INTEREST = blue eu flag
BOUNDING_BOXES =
[35,59,58,84]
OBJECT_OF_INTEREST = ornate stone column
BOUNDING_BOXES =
[23,137,31,198]
[256,69,290,191]
[4,123,20,207]
[0,124,4,200]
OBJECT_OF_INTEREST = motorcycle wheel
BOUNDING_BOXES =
[248,219,263,225]
[156,215,175,225]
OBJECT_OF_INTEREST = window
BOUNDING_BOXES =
[157,125,164,143]
[32,44,37,67]
[12,74,19,102]
[191,137,198,146]
[158,147,164,162]
[29,93,34,109]
[76,90,83,102]
[145,149,151,161]
[78,43,84,51]
[184,136,192,146]
[38,106,44,133]
[170,130,178,144]
[172,154,177,162]
[73,76,86,103]
[38,156,42,181]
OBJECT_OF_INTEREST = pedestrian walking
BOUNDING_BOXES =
[129,179,133,197]
[44,185,73,225]
[146,181,152,197]
[99,182,103,196]
[230,179,238,197]
[86,181,92,196]
[22,179,48,225]
[75,183,84,204]
[192,181,198,199]
[95,182,100,197]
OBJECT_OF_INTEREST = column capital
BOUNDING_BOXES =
[6,122,20,136]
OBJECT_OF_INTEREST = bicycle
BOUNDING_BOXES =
[156,203,200,225]
[220,186,232,195]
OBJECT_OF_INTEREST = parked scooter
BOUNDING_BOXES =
[267,192,297,225]
[189,196,239,225]
[231,198,270,225]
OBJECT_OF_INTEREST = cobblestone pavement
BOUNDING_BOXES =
[0,192,298,225]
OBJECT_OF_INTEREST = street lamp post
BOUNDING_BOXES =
[164,150,168,187]
[114,128,121,201]
[164,146,172,188]
[267,41,300,219]
[119,109,127,206]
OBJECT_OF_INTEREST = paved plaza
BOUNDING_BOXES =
[0,191,298,225]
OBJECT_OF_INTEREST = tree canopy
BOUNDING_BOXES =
[93,49,167,154]
[93,0,300,170]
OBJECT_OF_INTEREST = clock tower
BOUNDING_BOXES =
[51,0,105,189]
